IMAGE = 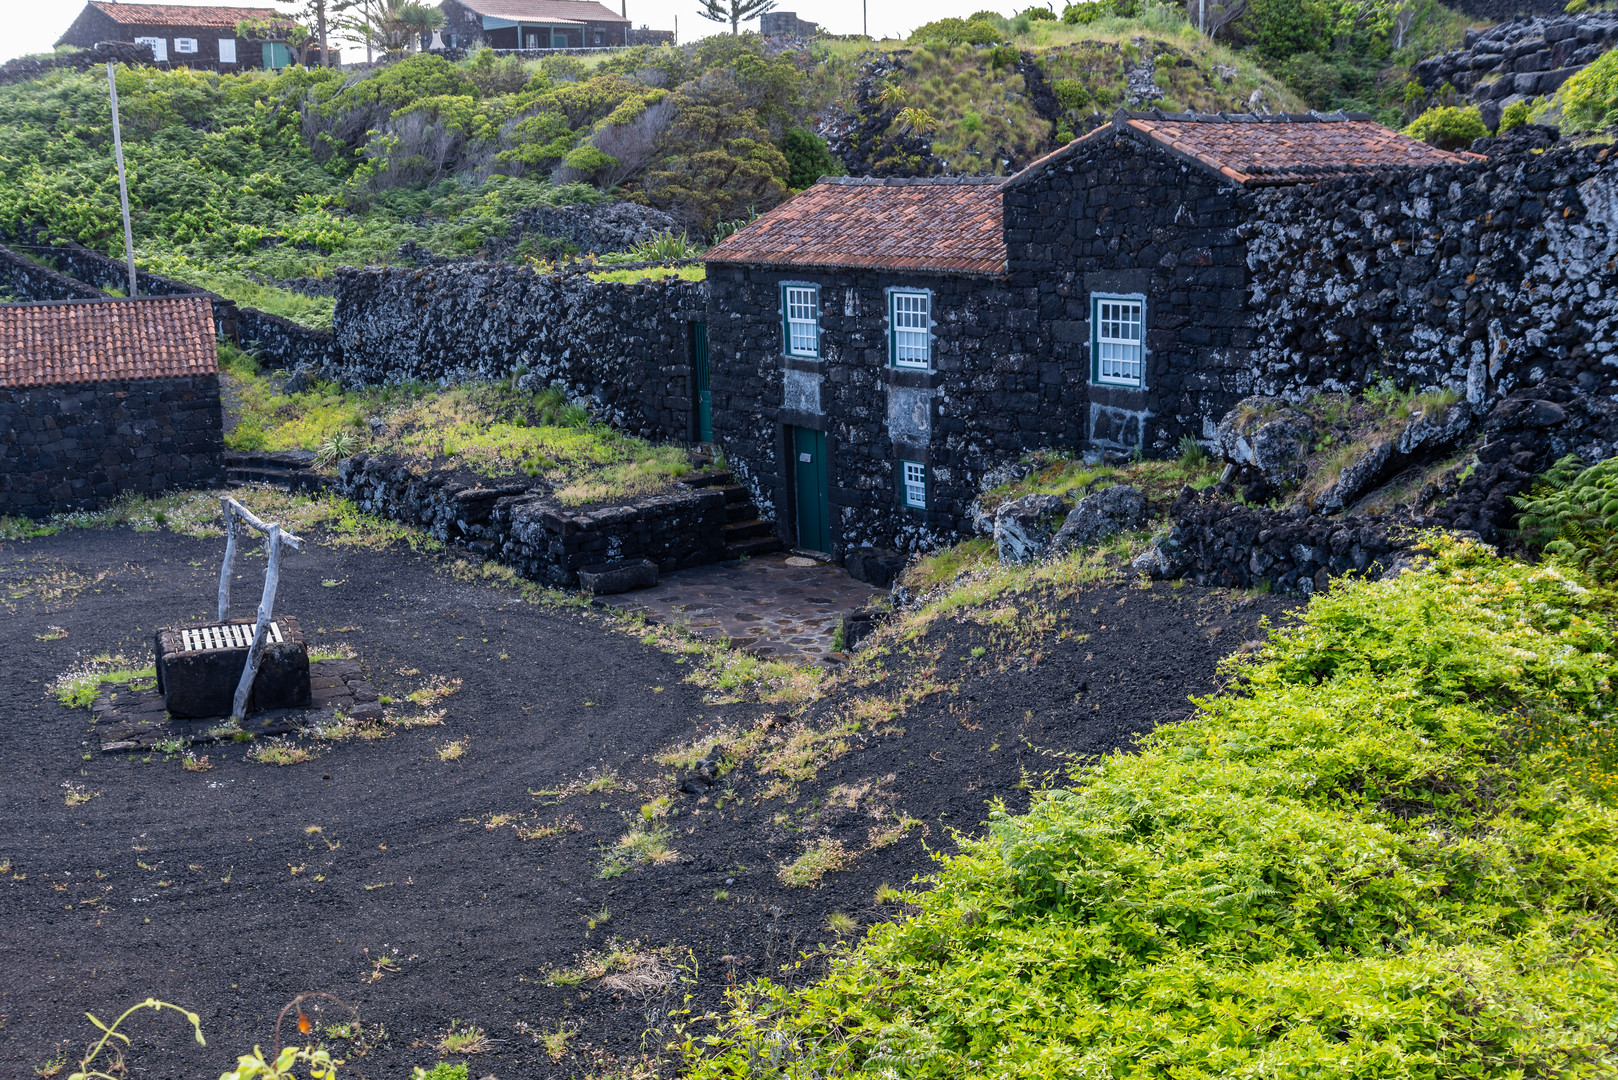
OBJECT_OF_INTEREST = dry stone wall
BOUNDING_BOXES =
[331,264,704,441]
[334,454,728,585]
[1240,138,1618,409]
[1414,15,1618,129]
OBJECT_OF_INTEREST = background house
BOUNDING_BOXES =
[438,0,632,49]
[56,2,293,70]
[1,296,224,518]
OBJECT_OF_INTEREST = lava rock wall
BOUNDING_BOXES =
[0,243,108,302]
[1241,138,1618,408]
[332,264,705,441]
[335,454,728,585]
[1414,14,1618,127]
[1,376,225,518]
[704,261,1086,557]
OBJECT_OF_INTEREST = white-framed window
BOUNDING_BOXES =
[218,38,237,63]
[900,460,927,510]
[1092,294,1145,387]
[783,284,819,358]
[174,37,198,54]
[134,36,167,61]
[889,290,931,369]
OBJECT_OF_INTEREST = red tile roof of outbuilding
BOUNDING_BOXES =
[1009,110,1484,188]
[703,177,1007,276]
[0,296,218,389]
[86,2,283,27]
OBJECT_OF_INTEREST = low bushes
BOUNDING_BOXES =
[1403,103,1487,149]
[684,537,1618,1078]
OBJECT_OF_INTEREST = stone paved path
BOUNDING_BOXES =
[604,553,883,664]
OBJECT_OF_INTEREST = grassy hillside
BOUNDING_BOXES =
[0,2,1475,324]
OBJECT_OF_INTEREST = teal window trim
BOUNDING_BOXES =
[781,282,820,358]
[887,288,932,369]
[1090,292,1146,388]
[896,458,928,511]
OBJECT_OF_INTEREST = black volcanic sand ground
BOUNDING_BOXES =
[0,524,1297,1078]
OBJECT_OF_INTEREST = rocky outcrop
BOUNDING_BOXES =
[993,493,1068,564]
[1052,485,1147,551]
[1414,15,1618,129]
[1212,398,1317,498]
[1313,401,1475,513]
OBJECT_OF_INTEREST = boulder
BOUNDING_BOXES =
[842,606,894,651]
[1051,485,1147,552]
[845,547,907,589]
[1131,530,1189,578]
[1212,397,1316,489]
[993,493,1068,564]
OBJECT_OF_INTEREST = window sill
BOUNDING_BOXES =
[782,355,825,373]
[885,367,941,390]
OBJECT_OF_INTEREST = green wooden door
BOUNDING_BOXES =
[262,42,292,69]
[692,322,712,442]
[791,427,831,554]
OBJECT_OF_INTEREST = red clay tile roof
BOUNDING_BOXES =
[1009,111,1484,189]
[0,297,218,389]
[703,178,1007,276]
[87,2,282,28]
[454,0,630,24]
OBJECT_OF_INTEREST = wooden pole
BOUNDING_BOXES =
[217,496,237,621]
[106,62,138,299]
[232,524,282,720]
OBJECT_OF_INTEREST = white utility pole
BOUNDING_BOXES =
[106,62,138,299]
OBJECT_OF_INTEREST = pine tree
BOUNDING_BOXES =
[697,0,778,36]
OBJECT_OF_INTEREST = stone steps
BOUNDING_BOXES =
[725,535,783,559]
[725,517,773,541]
[224,452,331,493]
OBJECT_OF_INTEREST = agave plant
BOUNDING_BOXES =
[313,430,363,470]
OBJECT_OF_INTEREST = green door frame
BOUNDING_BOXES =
[692,322,712,443]
[790,427,831,554]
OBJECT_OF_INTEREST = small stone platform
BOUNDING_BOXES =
[93,659,380,753]
[602,552,882,664]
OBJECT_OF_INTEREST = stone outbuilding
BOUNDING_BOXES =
[703,110,1476,557]
[1,296,225,519]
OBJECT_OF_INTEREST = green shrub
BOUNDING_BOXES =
[1022,4,1058,18]
[908,17,1005,44]
[684,537,1618,1079]
[1515,454,1618,584]
[1053,77,1091,111]
[1562,46,1618,130]
[1402,103,1487,148]
[1498,96,1538,132]
[779,127,838,189]
[1061,0,1138,23]
[1238,0,1328,60]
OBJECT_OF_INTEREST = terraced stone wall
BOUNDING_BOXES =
[334,454,728,586]
[1241,138,1618,407]
[332,265,705,442]
[1,376,225,518]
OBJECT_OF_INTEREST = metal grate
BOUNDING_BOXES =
[178,621,283,654]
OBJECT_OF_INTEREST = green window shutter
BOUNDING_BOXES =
[1089,293,1099,385]
[780,282,790,357]
[888,291,897,367]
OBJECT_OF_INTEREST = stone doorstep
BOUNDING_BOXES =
[93,659,381,754]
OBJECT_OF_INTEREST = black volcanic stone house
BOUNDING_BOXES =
[702,176,1081,558]
[57,2,293,69]
[703,112,1476,556]
[439,0,632,49]
[0,296,225,518]
[1001,111,1479,455]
